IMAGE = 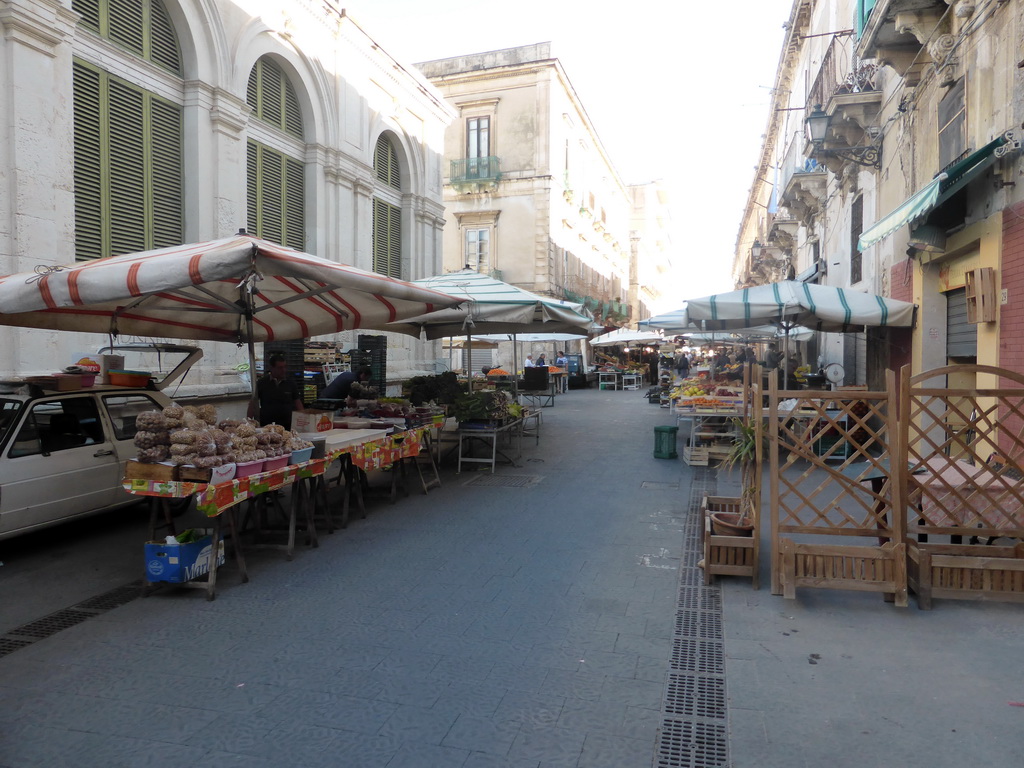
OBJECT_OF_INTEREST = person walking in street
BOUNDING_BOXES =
[249,353,303,428]
[675,348,690,380]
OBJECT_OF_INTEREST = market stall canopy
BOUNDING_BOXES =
[472,332,587,343]
[589,328,665,347]
[637,306,695,334]
[684,280,915,333]
[0,235,465,342]
[388,270,592,339]
[683,325,815,344]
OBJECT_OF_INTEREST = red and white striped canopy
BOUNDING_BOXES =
[0,236,464,342]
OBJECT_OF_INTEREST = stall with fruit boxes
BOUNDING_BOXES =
[672,378,746,466]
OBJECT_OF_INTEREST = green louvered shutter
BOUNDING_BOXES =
[284,156,305,249]
[246,141,259,236]
[107,0,144,58]
[149,0,182,73]
[107,78,146,256]
[247,58,303,139]
[73,62,104,261]
[74,0,100,31]
[261,147,284,246]
[284,81,303,138]
[150,97,183,248]
[387,203,401,278]
[374,135,400,188]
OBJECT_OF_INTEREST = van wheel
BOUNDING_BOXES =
[168,495,194,518]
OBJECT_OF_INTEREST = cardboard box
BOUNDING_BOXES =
[100,354,124,384]
[144,532,225,583]
[124,459,178,482]
[291,409,334,433]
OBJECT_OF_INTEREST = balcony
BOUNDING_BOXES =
[856,0,950,86]
[449,156,501,192]
[806,34,882,175]
[778,134,827,223]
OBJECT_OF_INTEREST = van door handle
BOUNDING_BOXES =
[93,449,114,457]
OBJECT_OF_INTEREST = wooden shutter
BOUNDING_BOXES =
[246,140,259,236]
[73,0,100,31]
[148,0,182,73]
[107,0,145,58]
[248,58,303,139]
[387,203,401,278]
[73,62,104,261]
[261,148,284,246]
[372,198,401,279]
[374,135,400,189]
[107,78,147,256]
[284,156,305,250]
[150,96,183,248]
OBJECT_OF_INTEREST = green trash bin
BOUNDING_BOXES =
[653,425,678,459]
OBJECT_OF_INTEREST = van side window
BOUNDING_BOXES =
[9,398,103,457]
[102,394,164,441]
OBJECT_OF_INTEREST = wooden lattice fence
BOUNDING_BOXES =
[767,371,907,605]
[901,364,1024,608]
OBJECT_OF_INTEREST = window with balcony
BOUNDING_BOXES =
[850,196,863,285]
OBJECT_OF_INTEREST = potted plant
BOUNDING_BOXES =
[711,417,760,536]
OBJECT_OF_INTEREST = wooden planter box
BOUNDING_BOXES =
[908,540,1024,609]
[702,495,759,589]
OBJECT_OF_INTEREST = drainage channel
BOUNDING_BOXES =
[655,466,729,768]
[0,581,142,658]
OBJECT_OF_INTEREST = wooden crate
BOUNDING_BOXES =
[124,459,177,482]
[683,447,709,466]
[702,495,759,588]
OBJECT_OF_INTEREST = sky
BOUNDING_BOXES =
[344,0,794,311]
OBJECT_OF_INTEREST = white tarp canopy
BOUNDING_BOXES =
[0,234,464,342]
[589,328,665,347]
[683,325,815,344]
[637,306,693,334]
[685,280,915,333]
[388,270,592,340]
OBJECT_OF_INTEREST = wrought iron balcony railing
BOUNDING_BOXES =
[450,156,501,185]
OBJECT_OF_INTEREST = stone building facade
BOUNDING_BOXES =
[416,43,671,338]
[736,0,1023,391]
[0,0,453,392]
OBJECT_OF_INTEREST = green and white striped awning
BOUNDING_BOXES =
[859,135,1010,251]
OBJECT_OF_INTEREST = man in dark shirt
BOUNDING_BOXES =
[320,366,372,401]
[248,353,303,428]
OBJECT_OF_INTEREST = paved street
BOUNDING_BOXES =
[1,386,1022,767]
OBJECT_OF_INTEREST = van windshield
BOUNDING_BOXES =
[0,399,24,445]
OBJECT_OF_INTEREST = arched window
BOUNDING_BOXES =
[246,57,305,250]
[72,0,183,260]
[372,134,402,278]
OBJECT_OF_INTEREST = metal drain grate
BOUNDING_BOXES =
[463,474,543,488]
[0,637,34,658]
[657,465,730,767]
[656,719,728,768]
[74,582,142,611]
[641,481,680,490]
[1,580,143,657]
[675,610,722,640]
[664,673,726,719]
[8,609,95,639]
[671,638,725,675]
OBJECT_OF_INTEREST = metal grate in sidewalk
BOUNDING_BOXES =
[462,474,544,488]
[655,466,729,767]
[0,581,142,658]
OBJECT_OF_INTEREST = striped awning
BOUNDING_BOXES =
[0,235,464,342]
[388,270,593,339]
[859,135,1010,251]
[685,280,915,333]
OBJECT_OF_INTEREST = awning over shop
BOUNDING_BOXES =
[858,135,1009,251]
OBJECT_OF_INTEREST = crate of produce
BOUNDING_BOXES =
[124,459,178,482]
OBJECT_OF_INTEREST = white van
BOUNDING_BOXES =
[0,345,202,540]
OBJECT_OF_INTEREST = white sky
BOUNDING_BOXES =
[344,0,793,311]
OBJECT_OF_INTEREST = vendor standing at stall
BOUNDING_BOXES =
[249,353,304,428]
